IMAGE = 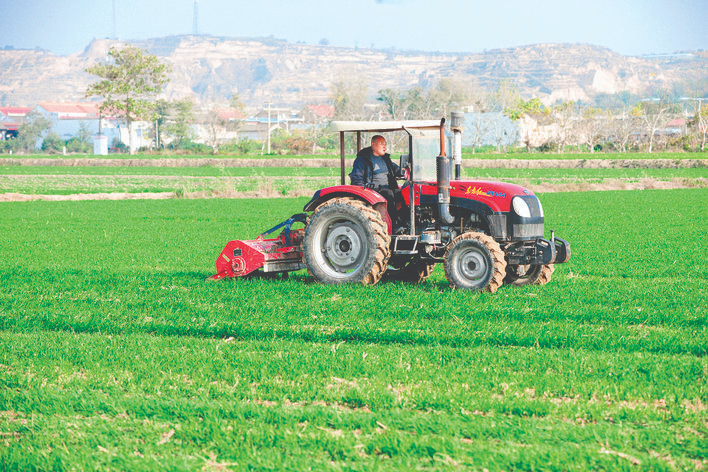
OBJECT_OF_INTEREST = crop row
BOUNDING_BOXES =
[1,189,706,470]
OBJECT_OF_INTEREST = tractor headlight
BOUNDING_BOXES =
[512,196,531,218]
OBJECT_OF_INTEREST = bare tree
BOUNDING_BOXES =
[697,102,708,152]
[490,114,518,153]
[578,107,609,153]
[612,109,641,153]
[490,79,522,115]
[303,104,333,154]
[466,113,491,153]
[635,96,672,153]
[330,78,367,120]
[551,101,577,153]
[200,107,242,154]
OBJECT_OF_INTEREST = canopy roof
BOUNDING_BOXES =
[330,120,442,133]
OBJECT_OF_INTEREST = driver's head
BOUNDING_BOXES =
[371,135,387,156]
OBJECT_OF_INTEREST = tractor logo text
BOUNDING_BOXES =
[464,186,505,199]
[464,186,486,196]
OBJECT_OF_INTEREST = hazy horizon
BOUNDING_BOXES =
[1,0,706,57]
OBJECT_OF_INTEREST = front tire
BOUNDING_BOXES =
[303,198,390,285]
[443,232,506,292]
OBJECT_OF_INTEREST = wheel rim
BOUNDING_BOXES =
[457,246,490,283]
[313,215,368,279]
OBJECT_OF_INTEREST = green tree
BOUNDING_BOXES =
[15,111,51,154]
[377,88,406,120]
[503,96,545,152]
[66,122,92,153]
[504,97,543,121]
[41,132,64,154]
[85,45,171,155]
[154,97,195,148]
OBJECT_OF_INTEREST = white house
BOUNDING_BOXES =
[36,101,152,153]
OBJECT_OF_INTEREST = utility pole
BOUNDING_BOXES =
[192,0,199,35]
[112,0,117,39]
[266,101,272,154]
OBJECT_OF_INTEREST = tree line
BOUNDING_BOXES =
[2,45,706,155]
[331,77,708,154]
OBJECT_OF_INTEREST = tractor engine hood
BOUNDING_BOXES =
[419,180,536,213]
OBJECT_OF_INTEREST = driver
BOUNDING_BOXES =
[349,135,404,221]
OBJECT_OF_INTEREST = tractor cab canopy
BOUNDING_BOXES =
[331,119,452,183]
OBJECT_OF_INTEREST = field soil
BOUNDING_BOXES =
[2,157,707,169]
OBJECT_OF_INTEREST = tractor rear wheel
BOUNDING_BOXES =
[303,198,390,285]
[443,232,506,292]
[504,264,554,286]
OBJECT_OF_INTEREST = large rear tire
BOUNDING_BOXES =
[504,264,555,286]
[443,232,506,293]
[303,198,390,285]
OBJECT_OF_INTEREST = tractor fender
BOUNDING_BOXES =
[303,185,388,211]
[303,185,392,234]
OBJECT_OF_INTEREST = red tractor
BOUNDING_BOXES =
[211,114,570,292]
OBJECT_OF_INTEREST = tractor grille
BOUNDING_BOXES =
[513,223,543,239]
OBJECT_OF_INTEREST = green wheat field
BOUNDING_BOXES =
[1,182,707,469]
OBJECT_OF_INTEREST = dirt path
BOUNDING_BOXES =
[1,157,707,169]
[2,177,704,202]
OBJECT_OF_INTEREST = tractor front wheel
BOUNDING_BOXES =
[504,264,554,286]
[443,232,506,292]
[303,198,390,285]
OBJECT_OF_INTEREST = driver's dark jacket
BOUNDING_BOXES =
[349,146,402,190]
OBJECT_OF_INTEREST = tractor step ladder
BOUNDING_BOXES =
[392,235,419,255]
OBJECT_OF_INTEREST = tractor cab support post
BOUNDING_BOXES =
[339,131,363,185]
[339,131,345,185]
[403,126,415,236]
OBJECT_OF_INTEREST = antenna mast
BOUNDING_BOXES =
[112,0,117,39]
[192,0,199,35]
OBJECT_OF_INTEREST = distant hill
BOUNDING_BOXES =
[1,35,706,108]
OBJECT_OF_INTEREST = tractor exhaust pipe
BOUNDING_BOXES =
[450,111,464,180]
[437,117,455,225]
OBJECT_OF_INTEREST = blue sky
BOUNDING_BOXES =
[1,0,706,56]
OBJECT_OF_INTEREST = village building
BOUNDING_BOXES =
[35,101,152,153]
[0,106,32,140]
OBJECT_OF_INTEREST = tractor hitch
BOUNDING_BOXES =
[208,214,307,280]
[505,236,571,266]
